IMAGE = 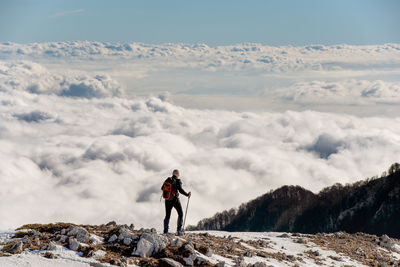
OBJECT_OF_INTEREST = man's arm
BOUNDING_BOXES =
[177,180,190,197]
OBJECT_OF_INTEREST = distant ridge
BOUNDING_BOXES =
[187,163,400,238]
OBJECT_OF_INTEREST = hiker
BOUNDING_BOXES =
[161,169,191,235]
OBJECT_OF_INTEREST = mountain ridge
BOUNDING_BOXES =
[187,163,400,238]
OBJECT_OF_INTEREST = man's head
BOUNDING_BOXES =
[172,169,180,177]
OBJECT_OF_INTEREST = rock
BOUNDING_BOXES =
[42,251,59,259]
[67,226,90,243]
[252,262,267,267]
[129,223,135,230]
[92,249,107,259]
[108,234,118,243]
[60,229,66,235]
[89,234,103,245]
[123,237,132,246]
[47,241,57,251]
[32,230,40,236]
[278,233,290,238]
[379,234,395,250]
[182,243,197,266]
[183,253,197,266]
[196,256,208,265]
[118,227,136,242]
[244,250,253,257]
[216,261,225,267]
[33,236,40,246]
[106,221,117,227]
[133,238,153,257]
[234,256,247,267]
[159,258,184,267]
[294,238,306,244]
[69,238,79,251]
[59,235,68,243]
[356,247,365,256]
[93,264,107,267]
[132,232,168,257]
[2,241,23,254]
[205,247,213,257]
[335,232,346,239]
[171,237,186,247]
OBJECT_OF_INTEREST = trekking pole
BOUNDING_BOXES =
[182,195,190,232]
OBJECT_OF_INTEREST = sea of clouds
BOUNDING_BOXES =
[0,42,400,230]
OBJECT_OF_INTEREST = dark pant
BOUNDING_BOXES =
[163,198,183,233]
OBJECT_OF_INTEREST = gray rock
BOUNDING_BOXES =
[106,221,117,227]
[133,237,153,257]
[294,238,306,244]
[171,237,186,247]
[159,258,184,267]
[67,226,89,243]
[196,256,207,265]
[278,233,290,238]
[205,247,213,257]
[2,241,23,254]
[108,234,118,243]
[118,227,136,241]
[59,235,68,243]
[60,229,67,235]
[216,261,225,267]
[181,242,197,266]
[33,236,40,246]
[123,237,132,246]
[32,230,40,236]
[380,234,395,250]
[252,262,267,267]
[183,253,197,266]
[244,250,253,257]
[42,251,59,259]
[132,232,169,257]
[47,241,57,251]
[68,238,79,251]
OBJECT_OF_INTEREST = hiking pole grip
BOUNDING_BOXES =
[182,196,190,232]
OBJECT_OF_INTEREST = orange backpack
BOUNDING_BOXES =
[162,179,175,200]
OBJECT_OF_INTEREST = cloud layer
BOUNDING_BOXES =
[0,61,124,98]
[1,41,399,73]
[1,79,399,230]
[0,42,399,230]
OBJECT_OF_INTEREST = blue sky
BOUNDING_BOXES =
[1,0,399,46]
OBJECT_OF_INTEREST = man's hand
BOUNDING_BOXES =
[188,192,192,198]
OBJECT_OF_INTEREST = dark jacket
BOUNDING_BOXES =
[162,175,189,200]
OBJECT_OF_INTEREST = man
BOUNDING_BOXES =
[162,169,191,235]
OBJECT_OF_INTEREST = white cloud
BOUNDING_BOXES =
[2,41,399,114]
[1,42,399,73]
[0,82,400,230]
[0,44,400,230]
[0,61,125,98]
[271,79,400,104]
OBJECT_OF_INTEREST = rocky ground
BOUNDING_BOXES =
[0,223,399,267]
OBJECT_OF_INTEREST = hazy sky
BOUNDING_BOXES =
[1,0,399,46]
